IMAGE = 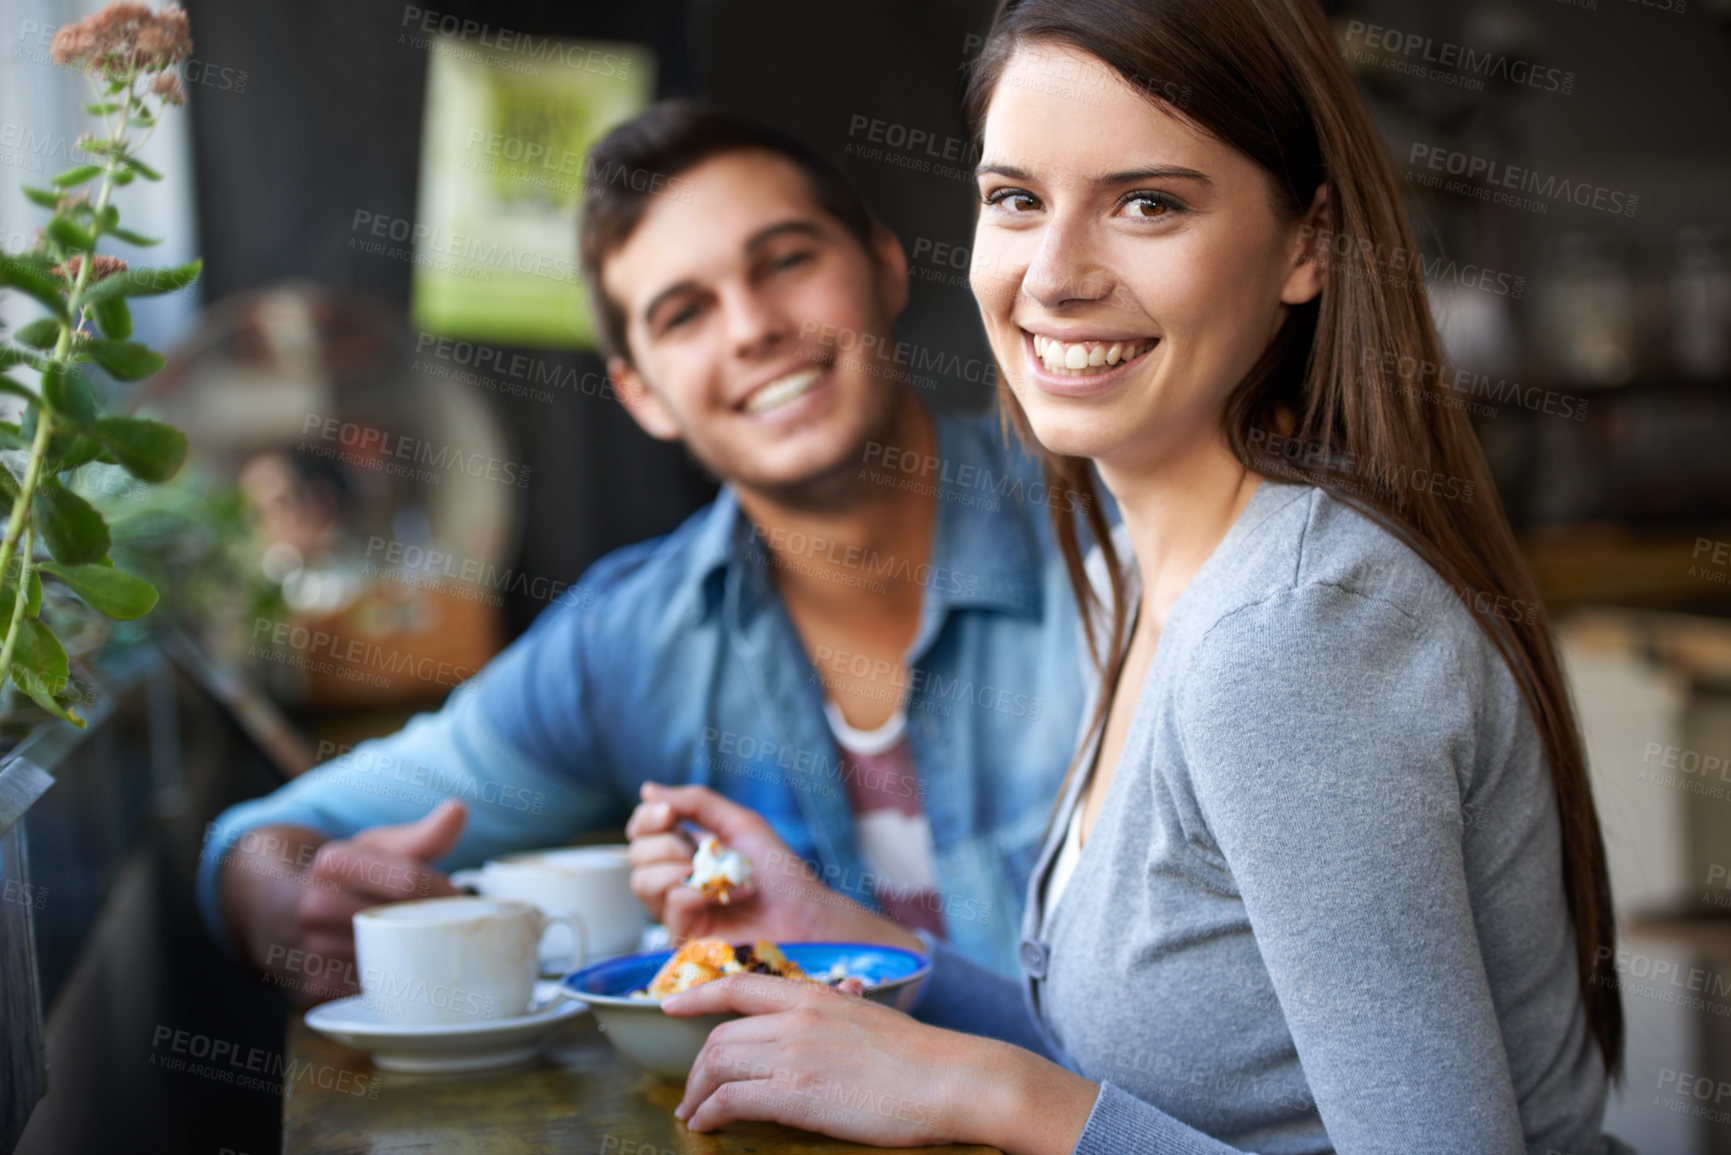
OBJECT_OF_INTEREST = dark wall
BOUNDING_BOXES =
[179,0,1004,640]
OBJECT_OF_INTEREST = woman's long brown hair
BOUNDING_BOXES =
[965,0,1622,1077]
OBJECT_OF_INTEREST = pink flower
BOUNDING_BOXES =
[50,3,193,78]
[52,254,130,283]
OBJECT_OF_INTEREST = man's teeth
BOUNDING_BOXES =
[743,367,825,414]
[1031,334,1155,376]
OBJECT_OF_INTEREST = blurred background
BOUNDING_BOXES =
[0,0,1728,1151]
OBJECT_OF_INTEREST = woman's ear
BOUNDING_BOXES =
[609,356,683,442]
[1280,183,1331,306]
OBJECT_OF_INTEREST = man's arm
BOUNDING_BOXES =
[201,591,632,984]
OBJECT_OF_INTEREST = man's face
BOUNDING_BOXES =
[602,151,909,496]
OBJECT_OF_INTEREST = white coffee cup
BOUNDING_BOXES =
[353,897,574,1025]
[451,845,646,967]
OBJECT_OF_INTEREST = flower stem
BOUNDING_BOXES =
[0,68,136,705]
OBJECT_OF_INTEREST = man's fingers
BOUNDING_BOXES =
[626,832,694,870]
[359,799,468,863]
[309,843,459,907]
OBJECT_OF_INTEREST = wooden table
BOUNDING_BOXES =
[283,1014,1001,1154]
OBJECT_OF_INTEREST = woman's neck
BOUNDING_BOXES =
[1098,437,1262,633]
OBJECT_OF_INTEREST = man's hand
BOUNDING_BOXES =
[625,782,919,952]
[220,801,468,1006]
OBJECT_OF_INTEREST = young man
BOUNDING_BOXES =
[201,101,1087,1002]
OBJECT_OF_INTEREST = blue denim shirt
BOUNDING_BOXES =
[198,407,1087,976]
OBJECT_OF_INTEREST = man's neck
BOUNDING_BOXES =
[735,394,938,621]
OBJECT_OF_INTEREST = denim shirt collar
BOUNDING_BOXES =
[676,406,1048,639]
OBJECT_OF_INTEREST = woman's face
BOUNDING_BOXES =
[971,43,1324,477]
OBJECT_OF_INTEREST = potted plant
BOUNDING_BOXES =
[0,5,199,1148]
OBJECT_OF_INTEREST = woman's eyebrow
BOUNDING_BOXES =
[974,160,1212,187]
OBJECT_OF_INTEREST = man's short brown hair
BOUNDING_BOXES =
[578,99,877,365]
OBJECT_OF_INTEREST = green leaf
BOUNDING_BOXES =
[0,346,49,373]
[107,228,161,248]
[92,297,132,340]
[34,478,111,565]
[0,376,38,409]
[0,421,27,451]
[50,164,103,189]
[83,101,123,115]
[80,260,202,305]
[9,617,82,727]
[0,255,70,322]
[112,169,134,186]
[82,340,162,382]
[93,417,186,482]
[105,78,125,95]
[39,561,157,620]
[47,428,102,470]
[22,186,61,209]
[123,156,162,182]
[48,217,96,251]
[41,363,97,428]
[16,318,62,350]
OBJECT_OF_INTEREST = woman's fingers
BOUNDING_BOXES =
[643,782,775,848]
[630,862,692,919]
[662,972,814,1018]
[625,832,694,870]
[625,797,676,840]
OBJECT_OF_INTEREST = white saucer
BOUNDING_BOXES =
[304,980,589,1072]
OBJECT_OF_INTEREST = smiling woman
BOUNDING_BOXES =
[657,0,1634,1152]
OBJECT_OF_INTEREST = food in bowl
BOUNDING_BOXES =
[561,942,932,1079]
[684,835,752,904]
[636,937,847,999]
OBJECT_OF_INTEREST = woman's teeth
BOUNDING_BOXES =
[743,366,825,414]
[1031,334,1155,376]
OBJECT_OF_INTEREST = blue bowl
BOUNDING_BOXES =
[560,942,930,1079]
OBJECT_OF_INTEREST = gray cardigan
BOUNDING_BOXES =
[1003,480,1627,1153]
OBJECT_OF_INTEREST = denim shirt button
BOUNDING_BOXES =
[1019,939,1048,979]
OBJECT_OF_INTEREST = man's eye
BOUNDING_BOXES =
[663,303,701,330]
[770,250,813,272]
[982,188,1040,213]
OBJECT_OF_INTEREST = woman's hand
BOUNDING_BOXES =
[624,782,921,952]
[664,974,1100,1153]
